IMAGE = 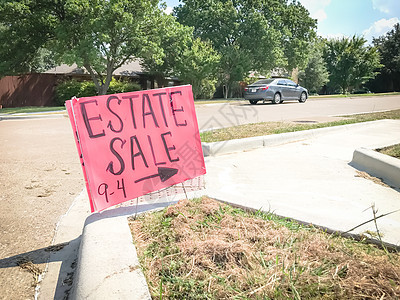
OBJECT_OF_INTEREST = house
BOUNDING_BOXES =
[0,60,179,108]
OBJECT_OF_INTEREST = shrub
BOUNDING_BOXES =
[55,78,141,105]
[107,78,141,94]
[54,79,96,105]
[192,78,217,99]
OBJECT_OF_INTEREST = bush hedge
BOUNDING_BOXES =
[55,78,141,105]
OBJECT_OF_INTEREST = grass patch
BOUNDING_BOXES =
[0,106,65,114]
[194,98,244,104]
[200,109,400,143]
[309,92,400,98]
[377,144,400,159]
[129,197,400,299]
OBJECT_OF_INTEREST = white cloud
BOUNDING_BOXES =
[165,6,173,15]
[372,0,400,14]
[299,0,331,23]
[313,9,327,22]
[363,17,399,43]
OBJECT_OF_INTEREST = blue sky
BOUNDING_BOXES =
[164,0,400,43]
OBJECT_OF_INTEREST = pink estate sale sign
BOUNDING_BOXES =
[66,85,206,212]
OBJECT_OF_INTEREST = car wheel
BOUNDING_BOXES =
[299,92,307,103]
[249,100,258,105]
[272,93,281,104]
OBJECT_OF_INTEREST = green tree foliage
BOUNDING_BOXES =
[142,14,220,99]
[141,14,193,87]
[174,0,316,98]
[0,1,56,75]
[178,38,220,99]
[370,23,400,92]
[280,1,317,71]
[323,36,381,93]
[0,0,163,94]
[299,39,329,94]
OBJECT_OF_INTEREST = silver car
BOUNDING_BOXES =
[244,78,308,105]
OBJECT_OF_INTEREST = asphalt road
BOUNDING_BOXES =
[195,95,400,131]
[0,118,85,300]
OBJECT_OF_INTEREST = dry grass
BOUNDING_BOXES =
[129,197,400,299]
[200,109,400,143]
[377,144,400,159]
[355,170,390,188]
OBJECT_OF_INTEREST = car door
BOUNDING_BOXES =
[276,79,289,99]
[285,80,298,99]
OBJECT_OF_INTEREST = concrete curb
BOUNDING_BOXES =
[350,147,400,189]
[72,189,206,299]
[72,213,151,299]
[71,203,175,300]
[202,120,387,156]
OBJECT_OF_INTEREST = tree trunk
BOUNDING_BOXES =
[223,84,229,99]
[98,60,115,95]
[84,61,115,95]
[84,63,102,94]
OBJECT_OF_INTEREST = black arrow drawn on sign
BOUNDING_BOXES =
[134,167,178,183]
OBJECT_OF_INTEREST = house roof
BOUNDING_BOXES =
[44,59,144,77]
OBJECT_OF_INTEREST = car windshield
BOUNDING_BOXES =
[253,79,274,85]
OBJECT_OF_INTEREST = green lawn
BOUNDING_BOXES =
[308,92,400,98]
[0,106,65,114]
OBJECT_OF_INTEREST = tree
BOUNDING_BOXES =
[141,14,220,99]
[0,1,56,75]
[369,23,400,92]
[280,1,318,71]
[323,36,381,93]
[141,14,193,88]
[177,38,220,99]
[174,0,316,98]
[299,39,329,94]
[0,0,164,95]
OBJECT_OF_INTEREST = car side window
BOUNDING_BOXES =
[285,80,296,87]
[277,80,286,86]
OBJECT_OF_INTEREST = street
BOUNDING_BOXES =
[195,95,400,130]
[0,118,86,299]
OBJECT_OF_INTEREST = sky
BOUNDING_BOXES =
[164,0,400,44]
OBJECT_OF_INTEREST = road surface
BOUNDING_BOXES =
[0,118,85,300]
[195,95,400,131]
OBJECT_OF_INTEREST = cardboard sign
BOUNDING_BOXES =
[66,85,206,212]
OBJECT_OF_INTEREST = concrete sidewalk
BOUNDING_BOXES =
[205,119,400,246]
[64,119,400,299]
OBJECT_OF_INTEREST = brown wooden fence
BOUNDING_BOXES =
[0,74,57,108]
